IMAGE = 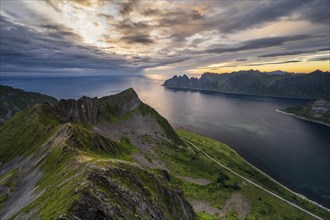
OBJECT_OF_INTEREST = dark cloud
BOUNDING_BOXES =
[205,34,313,54]
[119,0,139,16]
[308,56,330,61]
[120,34,154,44]
[0,15,137,73]
[202,0,328,34]
[259,50,315,58]
[298,0,330,24]
[318,47,330,52]
[246,60,301,66]
[258,46,330,58]
[236,59,247,61]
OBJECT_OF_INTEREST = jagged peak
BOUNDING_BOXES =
[56,88,142,124]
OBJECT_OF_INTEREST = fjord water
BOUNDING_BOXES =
[1,75,330,208]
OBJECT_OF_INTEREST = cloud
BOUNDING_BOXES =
[0,0,329,75]
[119,0,139,16]
[258,50,315,58]
[308,56,330,61]
[246,60,301,66]
[120,34,154,44]
[0,15,137,73]
[205,34,314,54]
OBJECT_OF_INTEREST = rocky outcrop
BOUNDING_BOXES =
[60,164,196,220]
[56,88,141,123]
[0,85,57,124]
[163,70,330,99]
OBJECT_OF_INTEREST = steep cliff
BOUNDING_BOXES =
[56,88,141,123]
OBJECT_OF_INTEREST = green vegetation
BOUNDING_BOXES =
[163,70,330,99]
[0,104,60,164]
[0,85,58,124]
[1,87,329,219]
[284,102,330,125]
[154,129,330,219]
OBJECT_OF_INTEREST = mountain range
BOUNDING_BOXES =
[0,85,329,219]
[163,70,330,99]
[0,85,57,124]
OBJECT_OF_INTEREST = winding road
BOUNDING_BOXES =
[181,137,328,220]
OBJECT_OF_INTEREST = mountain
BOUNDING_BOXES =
[163,70,330,99]
[282,96,330,126]
[1,88,329,219]
[0,88,193,219]
[0,85,58,124]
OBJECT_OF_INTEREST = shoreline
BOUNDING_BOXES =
[163,86,314,101]
[276,109,330,127]
[176,126,330,213]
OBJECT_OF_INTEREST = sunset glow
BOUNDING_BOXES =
[0,0,329,75]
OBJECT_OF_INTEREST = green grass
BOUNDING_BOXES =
[284,105,330,125]
[0,104,60,164]
[197,211,219,220]
[154,129,329,219]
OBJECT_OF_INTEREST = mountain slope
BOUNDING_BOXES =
[1,88,329,219]
[163,70,330,99]
[0,85,58,124]
[0,97,195,219]
[282,96,330,125]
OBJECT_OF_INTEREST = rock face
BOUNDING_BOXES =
[163,70,330,99]
[56,88,142,123]
[61,164,196,220]
[0,85,58,124]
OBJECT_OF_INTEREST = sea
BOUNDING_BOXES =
[1,74,329,208]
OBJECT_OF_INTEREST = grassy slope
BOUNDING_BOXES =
[1,102,329,219]
[283,105,330,125]
[0,106,193,219]
[154,129,329,219]
[0,85,58,124]
[0,104,60,164]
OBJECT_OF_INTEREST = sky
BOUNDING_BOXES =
[0,0,329,77]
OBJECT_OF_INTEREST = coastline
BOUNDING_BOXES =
[276,109,330,127]
[163,85,314,100]
[177,126,330,213]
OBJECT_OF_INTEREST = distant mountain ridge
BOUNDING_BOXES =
[0,85,58,124]
[163,70,330,99]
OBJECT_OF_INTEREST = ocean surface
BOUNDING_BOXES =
[1,75,330,208]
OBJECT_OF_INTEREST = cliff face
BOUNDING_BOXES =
[60,164,195,220]
[56,88,142,123]
[163,70,330,99]
[0,85,58,124]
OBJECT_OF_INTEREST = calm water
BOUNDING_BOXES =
[1,75,330,208]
